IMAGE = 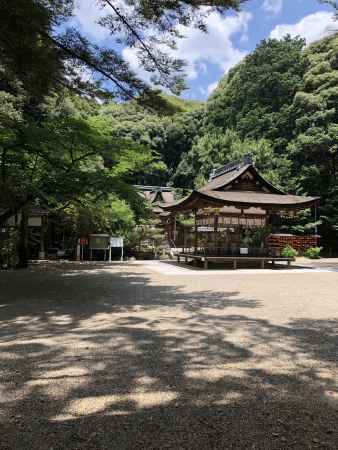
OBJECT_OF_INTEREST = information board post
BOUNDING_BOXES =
[78,238,88,261]
[89,234,110,261]
[110,237,124,261]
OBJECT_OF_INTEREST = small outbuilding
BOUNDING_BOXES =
[136,185,177,242]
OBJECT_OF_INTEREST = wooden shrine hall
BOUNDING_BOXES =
[162,154,320,269]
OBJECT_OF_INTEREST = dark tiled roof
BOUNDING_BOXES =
[162,190,319,212]
[202,190,319,207]
[139,189,174,205]
[200,163,284,194]
[161,158,320,213]
[200,164,250,191]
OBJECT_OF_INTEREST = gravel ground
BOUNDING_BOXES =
[0,260,338,449]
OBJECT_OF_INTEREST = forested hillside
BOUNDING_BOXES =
[98,95,204,186]
[173,35,309,188]
[167,34,338,250]
[290,34,338,246]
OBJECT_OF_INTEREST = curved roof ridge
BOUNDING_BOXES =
[201,164,285,195]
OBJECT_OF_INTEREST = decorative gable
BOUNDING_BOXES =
[226,169,270,193]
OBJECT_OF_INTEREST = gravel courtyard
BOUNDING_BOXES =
[1,261,338,449]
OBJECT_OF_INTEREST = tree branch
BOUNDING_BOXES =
[102,0,166,74]
[41,31,136,100]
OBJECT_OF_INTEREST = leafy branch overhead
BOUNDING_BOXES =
[0,92,157,224]
[0,0,245,102]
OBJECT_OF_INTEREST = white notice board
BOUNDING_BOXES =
[110,237,123,248]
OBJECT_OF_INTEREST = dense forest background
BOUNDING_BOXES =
[1,0,338,265]
[99,33,338,251]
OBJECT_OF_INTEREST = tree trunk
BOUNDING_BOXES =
[17,207,29,268]
[0,195,33,227]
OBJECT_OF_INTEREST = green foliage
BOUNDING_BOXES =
[281,245,298,258]
[176,213,194,228]
[280,208,321,236]
[205,36,306,153]
[0,90,160,265]
[174,129,292,190]
[241,235,252,248]
[0,0,70,103]
[0,230,18,268]
[172,37,306,190]
[126,217,167,258]
[100,99,204,184]
[0,92,155,220]
[63,194,137,238]
[159,94,204,114]
[250,227,272,248]
[289,34,338,249]
[304,247,322,259]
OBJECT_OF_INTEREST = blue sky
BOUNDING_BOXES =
[72,0,337,100]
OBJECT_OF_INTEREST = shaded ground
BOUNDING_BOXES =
[0,261,338,449]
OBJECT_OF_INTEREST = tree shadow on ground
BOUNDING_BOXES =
[0,262,338,449]
[0,262,261,340]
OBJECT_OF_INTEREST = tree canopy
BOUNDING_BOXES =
[2,0,338,265]
[289,34,338,248]
[205,36,307,153]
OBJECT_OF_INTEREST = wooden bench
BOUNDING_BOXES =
[177,253,295,270]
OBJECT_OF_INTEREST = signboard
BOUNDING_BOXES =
[28,217,42,227]
[110,237,123,247]
[78,238,88,245]
[198,226,214,232]
[89,234,110,250]
[198,226,233,232]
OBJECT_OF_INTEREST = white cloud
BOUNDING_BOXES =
[122,47,154,85]
[262,0,283,16]
[72,4,251,95]
[123,11,251,84]
[174,11,252,79]
[207,81,219,95]
[270,11,337,44]
[72,0,110,41]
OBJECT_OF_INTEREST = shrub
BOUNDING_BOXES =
[0,229,18,268]
[304,247,322,259]
[281,245,298,258]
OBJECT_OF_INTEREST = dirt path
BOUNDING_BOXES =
[0,261,338,449]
